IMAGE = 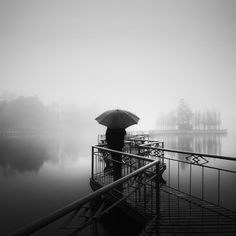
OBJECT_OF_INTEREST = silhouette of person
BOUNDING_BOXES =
[105,127,126,181]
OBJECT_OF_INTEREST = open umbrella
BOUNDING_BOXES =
[95,109,139,129]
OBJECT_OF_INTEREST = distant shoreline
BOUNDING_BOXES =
[0,130,59,137]
[149,129,227,135]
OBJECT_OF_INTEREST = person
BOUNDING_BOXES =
[105,127,126,180]
[105,127,126,152]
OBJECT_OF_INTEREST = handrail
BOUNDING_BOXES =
[126,137,163,143]
[94,145,155,162]
[136,139,236,211]
[139,144,236,161]
[10,151,160,236]
[148,152,236,174]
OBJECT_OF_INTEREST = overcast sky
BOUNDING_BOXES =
[0,0,236,130]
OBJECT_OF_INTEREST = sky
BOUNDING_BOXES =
[0,0,236,130]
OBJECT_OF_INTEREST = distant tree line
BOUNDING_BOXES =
[0,96,97,134]
[0,96,59,133]
[156,99,222,130]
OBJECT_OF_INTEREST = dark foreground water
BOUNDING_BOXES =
[0,132,236,235]
[0,134,96,236]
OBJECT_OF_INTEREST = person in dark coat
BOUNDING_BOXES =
[105,127,126,181]
[105,128,126,151]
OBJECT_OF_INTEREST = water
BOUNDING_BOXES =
[0,134,95,236]
[1,132,236,235]
[150,131,236,157]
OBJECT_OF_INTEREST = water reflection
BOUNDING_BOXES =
[151,133,224,168]
[0,136,52,174]
[153,133,223,155]
[0,134,91,176]
[0,134,92,236]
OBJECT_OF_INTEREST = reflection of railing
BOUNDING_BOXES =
[10,146,162,236]
[137,143,236,212]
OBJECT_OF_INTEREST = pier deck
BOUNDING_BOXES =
[91,137,236,235]
[91,164,236,235]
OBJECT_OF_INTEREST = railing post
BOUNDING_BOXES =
[168,159,171,187]
[218,169,221,206]
[162,141,164,164]
[137,146,141,202]
[190,164,192,195]
[144,178,146,214]
[92,146,94,180]
[202,166,204,200]
[156,161,160,234]
[178,161,180,190]
[138,144,141,156]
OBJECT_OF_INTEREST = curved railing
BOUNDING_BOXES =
[9,137,236,236]
[136,140,236,212]
[140,144,236,161]
[10,146,161,236]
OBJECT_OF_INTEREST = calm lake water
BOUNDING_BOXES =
[1,131,236,235]
[0,134,95,236]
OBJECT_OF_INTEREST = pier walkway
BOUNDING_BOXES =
[10,135,236,236]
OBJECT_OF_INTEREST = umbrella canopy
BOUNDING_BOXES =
[95,109,139,129]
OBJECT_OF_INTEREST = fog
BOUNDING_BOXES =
[1,0,236,132]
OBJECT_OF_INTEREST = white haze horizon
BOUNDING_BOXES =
[1,0,236,132]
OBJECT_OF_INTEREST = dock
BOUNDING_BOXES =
[10,135,236,236]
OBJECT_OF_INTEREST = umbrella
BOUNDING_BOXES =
[95,109,139,129]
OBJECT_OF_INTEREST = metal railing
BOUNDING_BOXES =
[97,134,150,146]
[10,136,236,236]
[10,146,162,236]
[137,141,236,212]
[91,145,164,218]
